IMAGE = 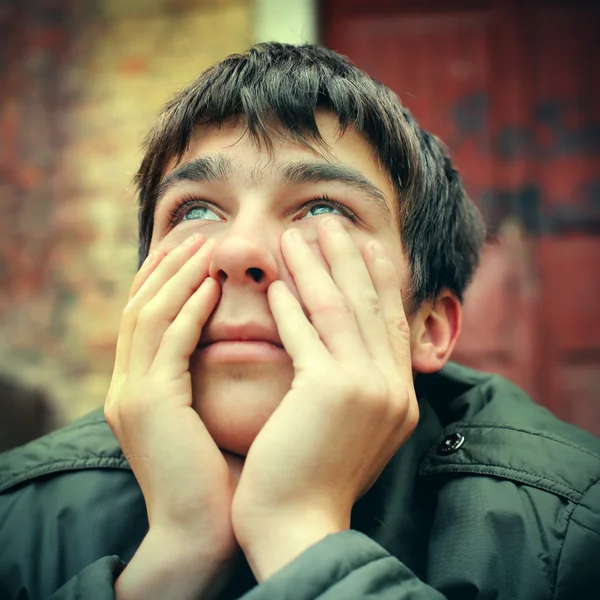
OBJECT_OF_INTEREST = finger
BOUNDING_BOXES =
[154,276,220,373]
[113,250,168,376]
[317,219,396,372]
[129,238,216,377]
[361,240,413,381]
[268,279,330,371]
[131,234,207,308]
[114,234,207,376]
[113,249,172,377]
[128,249,167,303]
[280,226,371,367]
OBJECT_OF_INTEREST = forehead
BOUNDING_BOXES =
[167,111,396,198]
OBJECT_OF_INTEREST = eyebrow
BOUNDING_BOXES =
[155,154,393,225]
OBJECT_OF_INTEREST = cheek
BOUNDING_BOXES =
[149,222,198,253]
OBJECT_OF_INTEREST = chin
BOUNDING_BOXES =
[189,357,294,456]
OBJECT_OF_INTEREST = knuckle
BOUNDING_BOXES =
[160,322,183,346]
[127,278,141,299]
[104,381,122,418]
[129,269,144,297]
[121,301,139,327]
[340,377,361,399]
[106,379,149,418]
[103,402,116,426]
[405,403,420,434]
[361,376,388,404]
[312,296,355,323]
[137,303,163,328]
[390,314,411,340]
[391,387,418,427]
[388,397,407,424]
[303,324,323,347]
[334,372,387,409]
[322,371,356,400]
[128,259,158,298]
[336,296,355,316]
[368,385,392,414]
[104,396,123,432]
[359,289,382,318]
[116,386,146,420]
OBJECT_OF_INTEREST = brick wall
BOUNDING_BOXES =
[0,0,252,425]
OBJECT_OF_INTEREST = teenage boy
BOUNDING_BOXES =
[1,43,599,600]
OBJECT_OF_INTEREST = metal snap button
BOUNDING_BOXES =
[437,432,465,455]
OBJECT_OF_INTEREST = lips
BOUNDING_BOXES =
[197,323,283,349]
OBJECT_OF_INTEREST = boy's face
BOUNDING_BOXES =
[148,111,414,456]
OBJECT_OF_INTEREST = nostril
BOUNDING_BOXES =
[247,267,264,283]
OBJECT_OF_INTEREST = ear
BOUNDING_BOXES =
[410,291,462,374]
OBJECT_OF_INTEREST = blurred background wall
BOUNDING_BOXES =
[0,0,598,446]
[323,0,600,436]
[0,0,317,445]
[0,0,256,432]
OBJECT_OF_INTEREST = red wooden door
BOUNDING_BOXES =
[323,0,600,435]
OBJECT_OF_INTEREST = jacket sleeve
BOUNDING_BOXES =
[555,479,600,598]
[49,557,126,600]
[239,530,447,600]
[0,466,144,600]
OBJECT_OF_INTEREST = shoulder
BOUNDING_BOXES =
[419,363,600,598]
[420,362,600,500]
[0,406,129,494]
[0,408,145,599]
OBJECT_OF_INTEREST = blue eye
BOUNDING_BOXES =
[167,195,358,225]
[301,196,357,222]
[182,206,219,221]
[304,202,342,218]
[167,199,220,223]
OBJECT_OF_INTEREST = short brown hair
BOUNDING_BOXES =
[135,42,486,312]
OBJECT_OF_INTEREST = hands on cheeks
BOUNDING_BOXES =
[233,218,419,582]
[105,218,417,594]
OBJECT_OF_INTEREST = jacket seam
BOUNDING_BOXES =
[321,554,394,598]
[549,480,592,600]
[421,463,581,502]
[569,518,599,535]
[42,417,108,440]
[443,423,600,461]
[475,484,554,599]
[0,456,131,494]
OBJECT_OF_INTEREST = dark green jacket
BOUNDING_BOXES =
[1,363,599,599]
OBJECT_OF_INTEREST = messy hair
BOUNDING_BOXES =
[134,42,486,312]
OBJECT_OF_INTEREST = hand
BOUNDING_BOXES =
[104,234,242,600]
[232,219,419,581]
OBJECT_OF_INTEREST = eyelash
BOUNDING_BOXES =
[166,194,359,225]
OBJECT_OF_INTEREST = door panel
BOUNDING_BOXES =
[323,0,600,435]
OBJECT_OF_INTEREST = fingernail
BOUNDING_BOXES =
[288,229,305,243]
[325,218,344,231]
[142,251,155,268]
[184,233,200,246]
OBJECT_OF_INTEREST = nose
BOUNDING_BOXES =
[207,227,280,293]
